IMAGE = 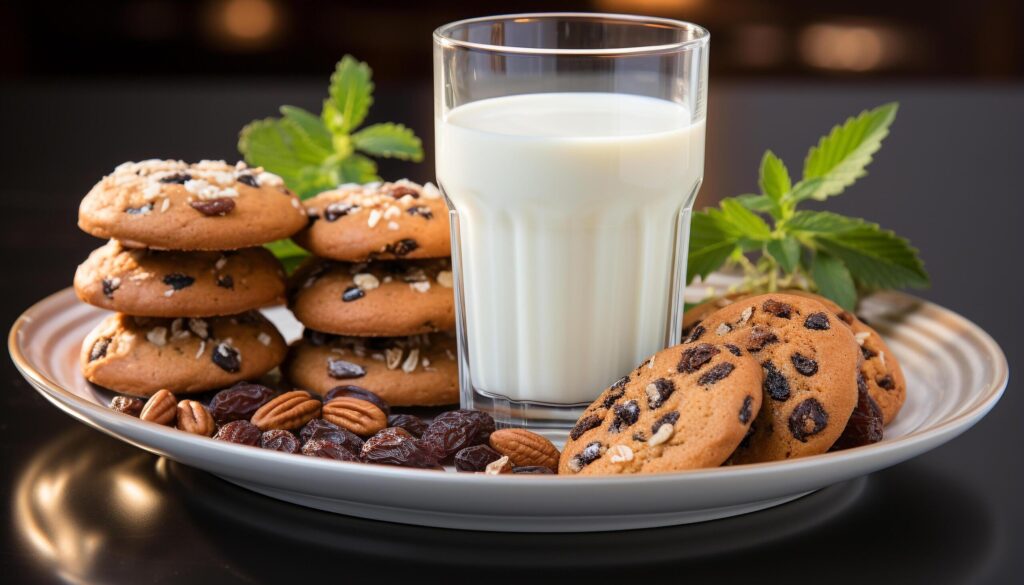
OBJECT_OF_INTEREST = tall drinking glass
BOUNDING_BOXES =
[434,13,709,433]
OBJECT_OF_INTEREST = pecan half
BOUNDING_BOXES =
[176,400,215,436]
[140,389,177,426]
[322,397,387,437]
[251,390,321,431]
[489,428,560,471]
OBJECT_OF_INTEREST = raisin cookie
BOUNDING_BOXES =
[284,331,458,406]
[78,160,307,250]
[81,312,287,396]
[74,240,286,317]
[684,294,861,463]
[559,343,763,475]
[294,180,450,261]
[289,258,455,336]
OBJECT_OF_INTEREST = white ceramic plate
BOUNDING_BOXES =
[9,287,1008,532]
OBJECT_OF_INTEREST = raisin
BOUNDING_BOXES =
[762,361,791,401]
[739,395,754,424]
[632,431,647,442]
[686,324,706,343]
[569,415,602,440]
[327,358,366,379]
[651,411,679,434]
[211,343,241,373]
[678,343,719,373]
[190,197,236,216]
[738,423,756,449]
[876,375,896,390]
[110,395,144,417]
[747,326,779,351]
[645,378,675,409]
[830,374,883,451]
[387,414,427,437]
[102,278,120,298]
[609,400,640,432]
[89,337,111,361]
[325,385,390,415]
[788,398,829,442]
[861,346,877,360]
[762,299,793,319]
[419,409,495,460]
[299,419,364,454]
[513,466,555,475]
[725,344,743,356]
[214,420,261,446]
[342,285,365,302]
[159,172,191,184]
[570,441,604,471]
[600,387,626,409]
[791,353,819,376]
[124,203,153,215]
[303,438,359,461]
[324,203,357,221]
[260,430,301,453]
[208,382,276,425]
[303,329,335,346]
[386,238,419,256]
[453,444,502,472]
[361,427,440,469]
[216,275,234,289]
[390,185,420,199]
[162,273,194,290]
[236,173,259,188]
[407,205,433,219]
[804,312,831,330]
[698,362,735,386]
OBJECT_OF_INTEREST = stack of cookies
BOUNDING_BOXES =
[284,179,459,407]
[75,160,308,396]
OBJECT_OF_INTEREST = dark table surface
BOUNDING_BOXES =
[1,80,1021,583]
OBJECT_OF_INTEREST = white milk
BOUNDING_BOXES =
[437,92,705,404]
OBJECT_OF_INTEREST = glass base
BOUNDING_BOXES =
[462,386,584,443]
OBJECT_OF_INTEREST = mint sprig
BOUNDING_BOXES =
[687,102,928,310]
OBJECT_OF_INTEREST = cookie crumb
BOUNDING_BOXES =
[257,332,272,346]
[353,273,380,290]
[368,209,382,228]
[607,444,634,463]
[387,220,400,231]
[402,348,420,373]
[409,281,431,293]
[195,340,206,358]
[648,423,674,446]
[146,327,168,347]
[854,331,871,345]
[436,270,453,288]
[385,348,403,370]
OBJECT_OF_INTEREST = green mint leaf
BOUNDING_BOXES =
[736,194,782,216]
[352,123,424,161]
[338,153,380,184]
[325,55,374,134]
[758,150,791,201]
[785,209,862,233]
[810,252,857,310]
[264,239,311,275]
[802,102,898,201]
[687,210,738,283]
[279,106,333,157]
[785,177,825,205]
[239,118,327,187]
[766,237,800,273]
[720,199,772,241]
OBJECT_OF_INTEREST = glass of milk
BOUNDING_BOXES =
[434,13,709,433]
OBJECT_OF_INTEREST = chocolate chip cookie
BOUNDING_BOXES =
[684,293,861,463]
[558,343,763,475]
[293,180,450,261]
[284,331,458,406]
[288,258,455,336]
[81,311,287,396]
[75,240,286,317]
[78,160,307,250]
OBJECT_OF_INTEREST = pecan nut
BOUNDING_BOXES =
[176,400,216,436]
[140,389,177,426]
[322,397,388,437]
[489,428,560,471]
[251,390,321,431]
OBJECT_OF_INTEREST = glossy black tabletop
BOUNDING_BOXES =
[1,81,1021,583]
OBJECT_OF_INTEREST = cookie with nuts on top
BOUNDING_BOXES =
[683,293,861,463]
[81,311,287,396]
[559,343,763,475]
[74,240,286,318]
[293,180,451,261]
[288,258,455,337]
[284,331,458,406]
[78,160,308,250]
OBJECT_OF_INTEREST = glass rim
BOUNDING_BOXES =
[433,12,710,56]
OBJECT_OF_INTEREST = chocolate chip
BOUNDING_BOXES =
[611,375,629,390]
[325,203,358,221]
[342,285,365,302]
[600,387,625,409]
[609,400,640,432]
[686,325,706,343]
[632,431,647,442]
[738,423,756,448]
[101,278,120,299]
[386,239,419,256]
[212,343,241,373]
[216,275,234,289]
[89,337,111,361]
[725,344,743,356]
[861,346,877,360]
[159,172,191,184]
[571,441,604,470]
[788,398,828,442]
[739,395,754,423]
[791,353,819,376]
[163,273,195,290]
[407,205,433,219]
[303,329,335,346]
[677,343,719,373]
[190,197,236,216]
[746,326,779,351]
[124,203,153,215]
[762,361,791,401]
[236,173,259,188]
[390,185,419,199]
[327,358,366,379]
[804,312,831,330]
[876,374,896,390]
[569,415,602,440]
[651,411,679,434]
[645,378,675,409]
[698,362,735,386]
[762,299,793,319]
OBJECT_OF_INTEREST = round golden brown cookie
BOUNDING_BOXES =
[284,331,458,407]
[74,240,286,318]
[293,180,451,261]
[78,160,308,250]
[289,258,455,336]
[684,293,861,463]
[558,343,763,475]
[682,292,747,337]
[81,312,287,396]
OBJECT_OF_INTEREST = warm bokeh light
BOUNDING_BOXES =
[799,22,904,72]
[732,24,787,68]
[203,0,285,51]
